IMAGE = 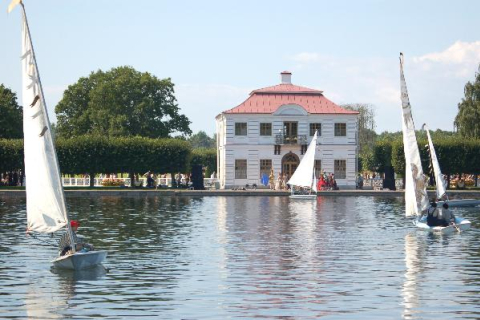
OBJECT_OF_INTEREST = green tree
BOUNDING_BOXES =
[343,104,377,172]
[55,66,192,138]
[343,104,377,153]
[188,131,216,149]
[0,84,23,139]
[455,65,480,138]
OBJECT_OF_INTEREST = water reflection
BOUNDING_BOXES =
[1,195,480,319]
[402,233,422,319]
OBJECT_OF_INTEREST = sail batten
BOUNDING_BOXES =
[399,54,429,217]
[21,7,68,233]
[288,131,318,189]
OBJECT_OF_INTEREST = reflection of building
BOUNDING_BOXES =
[215,72,359,189]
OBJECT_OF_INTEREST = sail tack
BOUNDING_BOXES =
[399,54,429,217]
[288,131,318,189]
[21,8,68,233]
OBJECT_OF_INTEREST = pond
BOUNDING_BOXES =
[0,195,479,319]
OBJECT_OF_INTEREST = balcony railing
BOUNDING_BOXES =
[275,134,307,145]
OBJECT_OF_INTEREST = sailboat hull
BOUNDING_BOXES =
[52,251,107,270]
[290,194,317,199]
[415,217,471,234]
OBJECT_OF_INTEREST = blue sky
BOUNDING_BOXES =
[1,0,480,135]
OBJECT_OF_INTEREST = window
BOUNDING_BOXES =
[260,123,272,136]
[260,159,272,177]
[235,159,247,179]
[314,160,322,177]
[310,123,321,136]
[334,160,346,179]
[235,123,247,136]
[334,123,347,136]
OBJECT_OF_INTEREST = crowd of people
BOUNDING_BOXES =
[317,172,338,190]
[140,171,193,188]
[267,170,290,191]
[0,171,23,186]
[263,169,338,191]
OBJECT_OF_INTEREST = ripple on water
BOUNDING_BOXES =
[0,195,480,319]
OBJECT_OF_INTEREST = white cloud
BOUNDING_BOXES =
[414,41,480,64]
[287,44,480,133]
[412,41,480,77]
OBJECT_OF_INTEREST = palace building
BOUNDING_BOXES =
[215,71,359,189]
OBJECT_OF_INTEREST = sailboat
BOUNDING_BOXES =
[423,124,480,208]
[288,131,318,199]
[399,53,470,233]
[9,0,107,269]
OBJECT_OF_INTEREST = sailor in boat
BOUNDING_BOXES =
[426,200,441,227]
[426,200,454,227]
[59,220,94,256]
[439,202,456,226]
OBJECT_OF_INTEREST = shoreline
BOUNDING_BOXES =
[2,189,480,198]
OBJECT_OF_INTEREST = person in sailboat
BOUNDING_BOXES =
[59,220,94,256]
[426,199,452,227]
[426,200,441,227]
[440,202,456,226]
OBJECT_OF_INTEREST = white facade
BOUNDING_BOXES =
[215,73,359,189]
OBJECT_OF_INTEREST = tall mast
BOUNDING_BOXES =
[12,0,76,252]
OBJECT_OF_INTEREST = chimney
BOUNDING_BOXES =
[280,71,292,84]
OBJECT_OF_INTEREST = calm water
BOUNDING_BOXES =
[0,195,479,319]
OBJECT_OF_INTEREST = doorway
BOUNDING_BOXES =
[282,152,300,180]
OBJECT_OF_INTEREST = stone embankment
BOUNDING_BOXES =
[1,189,480,198]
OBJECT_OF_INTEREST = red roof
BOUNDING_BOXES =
[224,82,358,115]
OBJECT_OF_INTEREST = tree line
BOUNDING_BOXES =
[0,137,216,187]
[0,66,217,186]
[365,138,480,186]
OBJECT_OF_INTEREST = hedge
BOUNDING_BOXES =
[0,139,23,172]
[190,148,217,177]
[387,138,480,175]
[1,136,191,178]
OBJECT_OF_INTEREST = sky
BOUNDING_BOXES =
[1,0,480,136]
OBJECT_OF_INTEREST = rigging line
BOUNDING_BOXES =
[28,233,59,248]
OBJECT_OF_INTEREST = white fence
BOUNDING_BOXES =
[362,178,404,190]
[61,177,219,188]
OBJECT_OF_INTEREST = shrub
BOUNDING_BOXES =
[101,178,125,187]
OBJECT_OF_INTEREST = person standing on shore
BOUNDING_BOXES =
[269,169,275,190]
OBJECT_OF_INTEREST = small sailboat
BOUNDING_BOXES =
[399,53,470,233]
[10,0,107,269]
[423,124,480,208]
[288,131,318,199]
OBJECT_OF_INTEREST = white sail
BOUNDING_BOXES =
[423,124,447,200]
[288,131,318,189]
[399,54,429,217]
[21,7,68,233]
